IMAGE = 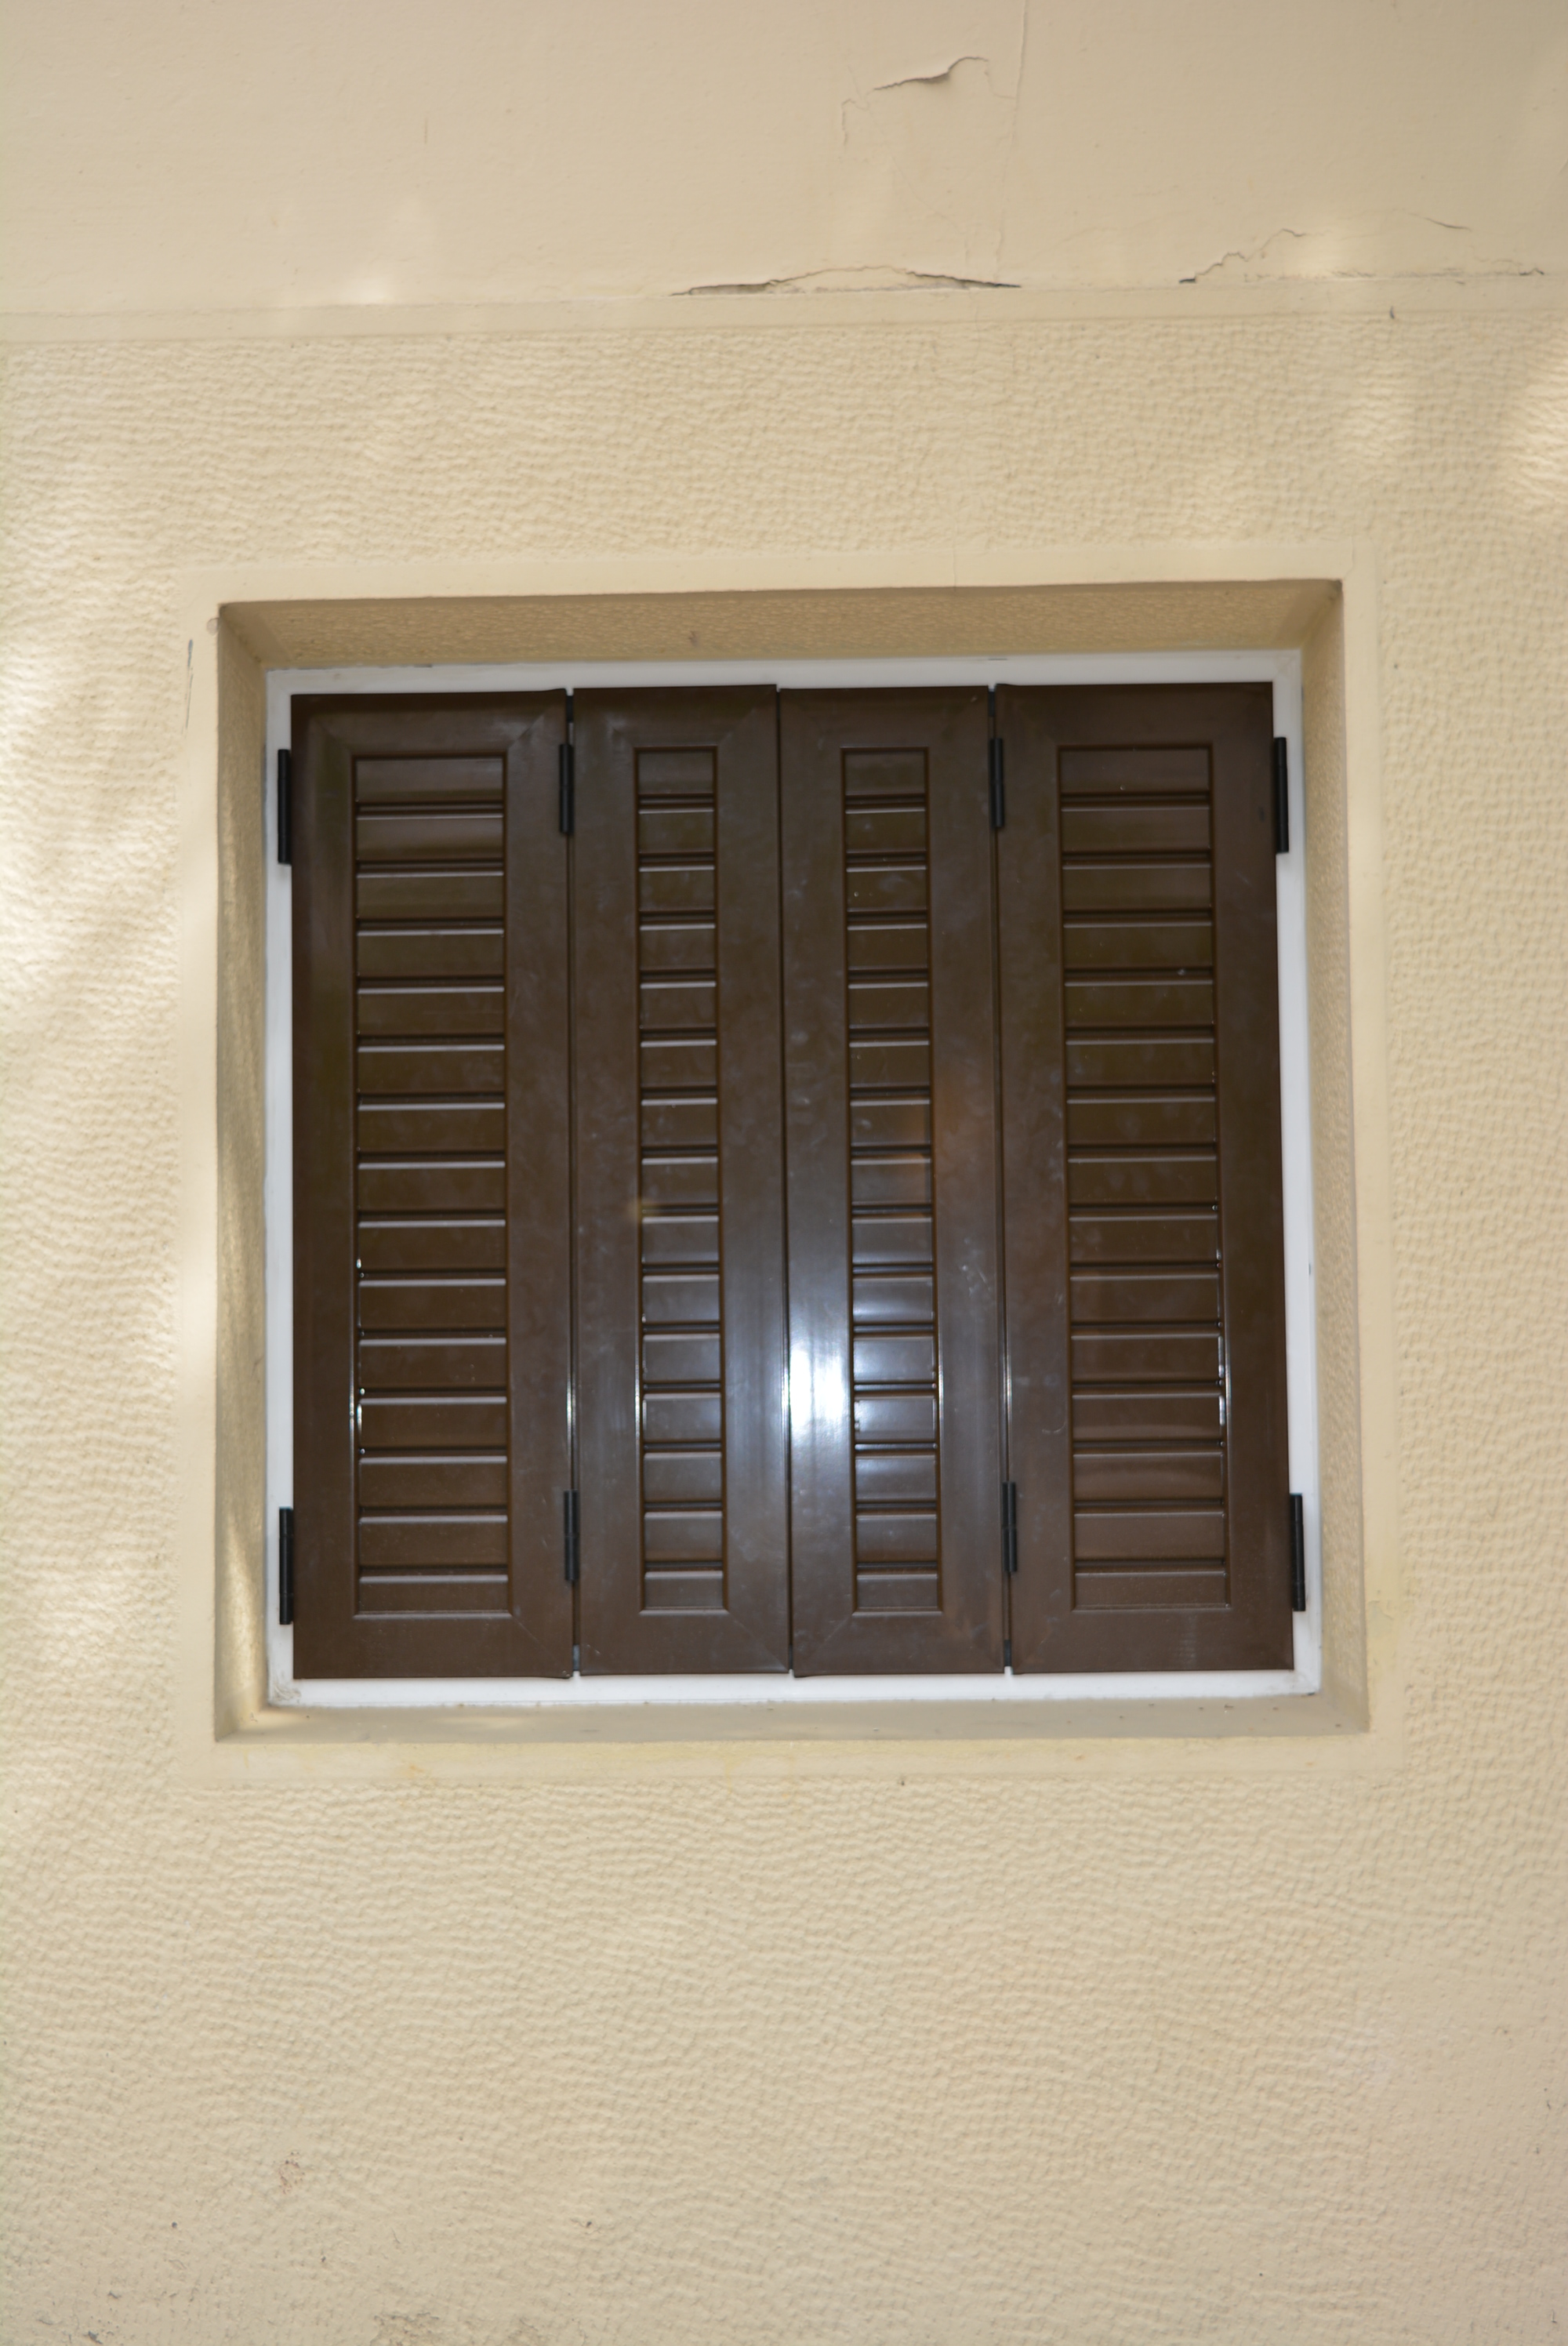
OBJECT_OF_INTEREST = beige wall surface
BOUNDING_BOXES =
[2,0,1566,311]
[2,296,1564,2346]
[3,5,1568,2343]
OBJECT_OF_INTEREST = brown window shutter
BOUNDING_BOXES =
[292,695,574,1676]
[573,690,789,1672]
[781,689,1005,1673]
[997,684,1293,1671]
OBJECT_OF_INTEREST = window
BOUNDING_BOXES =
[279,674,1309,1690]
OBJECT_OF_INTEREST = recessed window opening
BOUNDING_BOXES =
[264,655,1319,1709]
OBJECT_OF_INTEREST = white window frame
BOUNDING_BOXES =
[265,652,1320,1710]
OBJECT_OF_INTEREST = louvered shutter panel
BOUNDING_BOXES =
[292,695,573,1676]
[996,684,1293,1671]
[573,690,789,1672]
[781,689,1005,1673]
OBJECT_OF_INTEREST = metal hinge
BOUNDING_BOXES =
[1002,1480,1018,1574]
[1272,738,1290,855]
[563,1488,581,1584]
[989,736,1006,830]
[278,1505,294,1624]
[558,695,575,834]
[1290,1492,1306,1611]
[277,748,292,865]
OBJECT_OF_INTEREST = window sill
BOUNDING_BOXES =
[187,1664,1386,1788]
[276,1651,1319,1712]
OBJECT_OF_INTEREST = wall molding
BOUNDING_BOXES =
[176,550,1401,1781]
[9,272,1565,346]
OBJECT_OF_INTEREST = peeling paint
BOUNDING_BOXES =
[4,0,1563,306]
[870,55,988,93]
[833,49,1022,288]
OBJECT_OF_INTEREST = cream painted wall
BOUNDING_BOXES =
[2,0,1566,310]
[2,4,1566,2343]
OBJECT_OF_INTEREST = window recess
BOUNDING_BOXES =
[282,680,1301,1685]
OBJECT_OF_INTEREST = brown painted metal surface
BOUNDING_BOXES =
[292,695,572,1676]
[292,683,1291,1680]
[781,690,1004,1673]
[573,691,789,1672]
[998,685,1293,1671]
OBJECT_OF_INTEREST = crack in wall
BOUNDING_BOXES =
[1180,228,1312,284]
[828,20,1027,288]
[999,0,1031,280]
[1179,213,1493,285]
[870,56,986,93]
[678,265,1022,296]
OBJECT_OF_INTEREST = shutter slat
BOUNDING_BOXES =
[356,1157,505,1211]
[356,871,504,919]
[352,757,503,804]
[357,984,504,1036]
[357,1574,510,1614]
[356,1219,506,1271]
[360,1395,509,1447]
[356,1041,505,1094]
[358,928,504,977]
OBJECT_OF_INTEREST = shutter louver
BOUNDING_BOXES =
[782,690,1005,1673]
[573,692,789,1672]
[998,685,1294,1671]
[292,696,573,1676]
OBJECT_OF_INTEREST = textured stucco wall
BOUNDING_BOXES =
[2,297,1565,2342]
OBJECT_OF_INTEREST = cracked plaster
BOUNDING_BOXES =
[2,0,1564,311]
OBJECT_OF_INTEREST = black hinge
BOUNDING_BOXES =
[278,1505,294,1625]
[1001,1480,1018,1574]
[558,741,575,836]
[1290,1492,1306,1611]
[1272,738,1290,855]
[989,737,1006,830]
[563,1489,581,1584]
[277,748,292,865]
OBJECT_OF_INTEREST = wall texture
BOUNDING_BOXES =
[2,296,1564,2346]
[3,2,1567,2340]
